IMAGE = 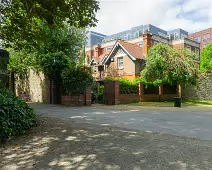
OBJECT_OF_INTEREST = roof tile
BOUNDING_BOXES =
[118,40,146,59]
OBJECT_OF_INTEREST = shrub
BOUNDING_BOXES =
[119,79,139,94]
[0,86,36,140]
[97,85,104,103]
[105,78,139,94]
[62,66,93,95]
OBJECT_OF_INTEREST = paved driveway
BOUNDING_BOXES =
[31,104,212,140]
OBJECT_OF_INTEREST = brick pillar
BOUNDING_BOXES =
[159,84,164,102]
[139,83,144,101]
[159,84,164,95]
[143,30,153,56]
[85,88,92,106]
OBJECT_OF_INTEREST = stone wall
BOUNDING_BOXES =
[182,76,212,101]
[15,69,49,103]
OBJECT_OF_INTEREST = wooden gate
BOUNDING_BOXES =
[104,81,119,105]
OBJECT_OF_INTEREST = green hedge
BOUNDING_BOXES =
[119,79,139,94]
[0,85,36,140]
[105,78,139,94]
[97,85,104,103]
[62,66,93,96]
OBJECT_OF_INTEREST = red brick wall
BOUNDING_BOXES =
[104,82,177,105]
[189,28,212,51]
[61,88,91,106]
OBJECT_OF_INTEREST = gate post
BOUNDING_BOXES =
[139,83,144,101]
[159,84,164,102]
[104,81,120,105]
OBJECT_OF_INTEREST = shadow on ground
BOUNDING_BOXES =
[1,116,212,170]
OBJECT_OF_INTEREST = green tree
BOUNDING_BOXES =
[0,49,9,87]
[200,44,212,74]
[0,0,99,49]
[141,43,199,97]
[36,24,86,68]
[35,25,86,104]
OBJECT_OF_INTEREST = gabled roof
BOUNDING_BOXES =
[90,52,109,66]
[103,40,146,64]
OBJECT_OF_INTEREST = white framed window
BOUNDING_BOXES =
[195,48,200,60]
[197,36,201,42]
[204,34,207,42]
[93,65,97,73]
[105,65,108,72]
[208,34,210,40]
[117,57,124,69]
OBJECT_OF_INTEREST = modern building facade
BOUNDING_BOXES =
[103,24,188,43]
[188,27,212,51]
[86,31,106,47]
[87,24,188,47]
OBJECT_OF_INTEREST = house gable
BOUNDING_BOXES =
[103,41,136,64]
[90,58,98,66]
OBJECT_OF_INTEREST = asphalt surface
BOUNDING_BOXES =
[31,104,212,141]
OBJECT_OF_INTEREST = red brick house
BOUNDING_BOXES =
[86,31,200,81]
[189,27,212,52]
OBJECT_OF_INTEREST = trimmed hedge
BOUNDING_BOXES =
[62,66,93,96]
[119,79,139,94]
[105,78,139,94]
[0,86,36,140]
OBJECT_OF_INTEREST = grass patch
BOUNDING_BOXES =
[123,100,212,107]
[186,100,212,105]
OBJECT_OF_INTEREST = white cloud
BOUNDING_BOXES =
[91,0,212,35]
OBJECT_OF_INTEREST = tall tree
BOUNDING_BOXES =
[141,43,199,97]
[200,44,212,74]
[0,0,99,49]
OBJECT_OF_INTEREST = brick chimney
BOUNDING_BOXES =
[143,30,153,56]
[94,44,104,58]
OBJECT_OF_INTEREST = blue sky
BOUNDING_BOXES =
[91,0,212,35]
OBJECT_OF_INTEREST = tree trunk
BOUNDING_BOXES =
[9,71,15,94]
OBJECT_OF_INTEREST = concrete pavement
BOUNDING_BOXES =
[31,104,212,140]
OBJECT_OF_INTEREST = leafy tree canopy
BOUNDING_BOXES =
[0,0,99,49]
[200,44,212,74]
[141,43,199,87]
[7,48,36,75]
[8,24,86,78]
[0,49,9,71]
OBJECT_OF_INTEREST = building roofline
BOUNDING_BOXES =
[89,31,106,37]
[103,40,136,64]
[189,27,212,35]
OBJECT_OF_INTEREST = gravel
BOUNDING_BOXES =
[1,116,212,170]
